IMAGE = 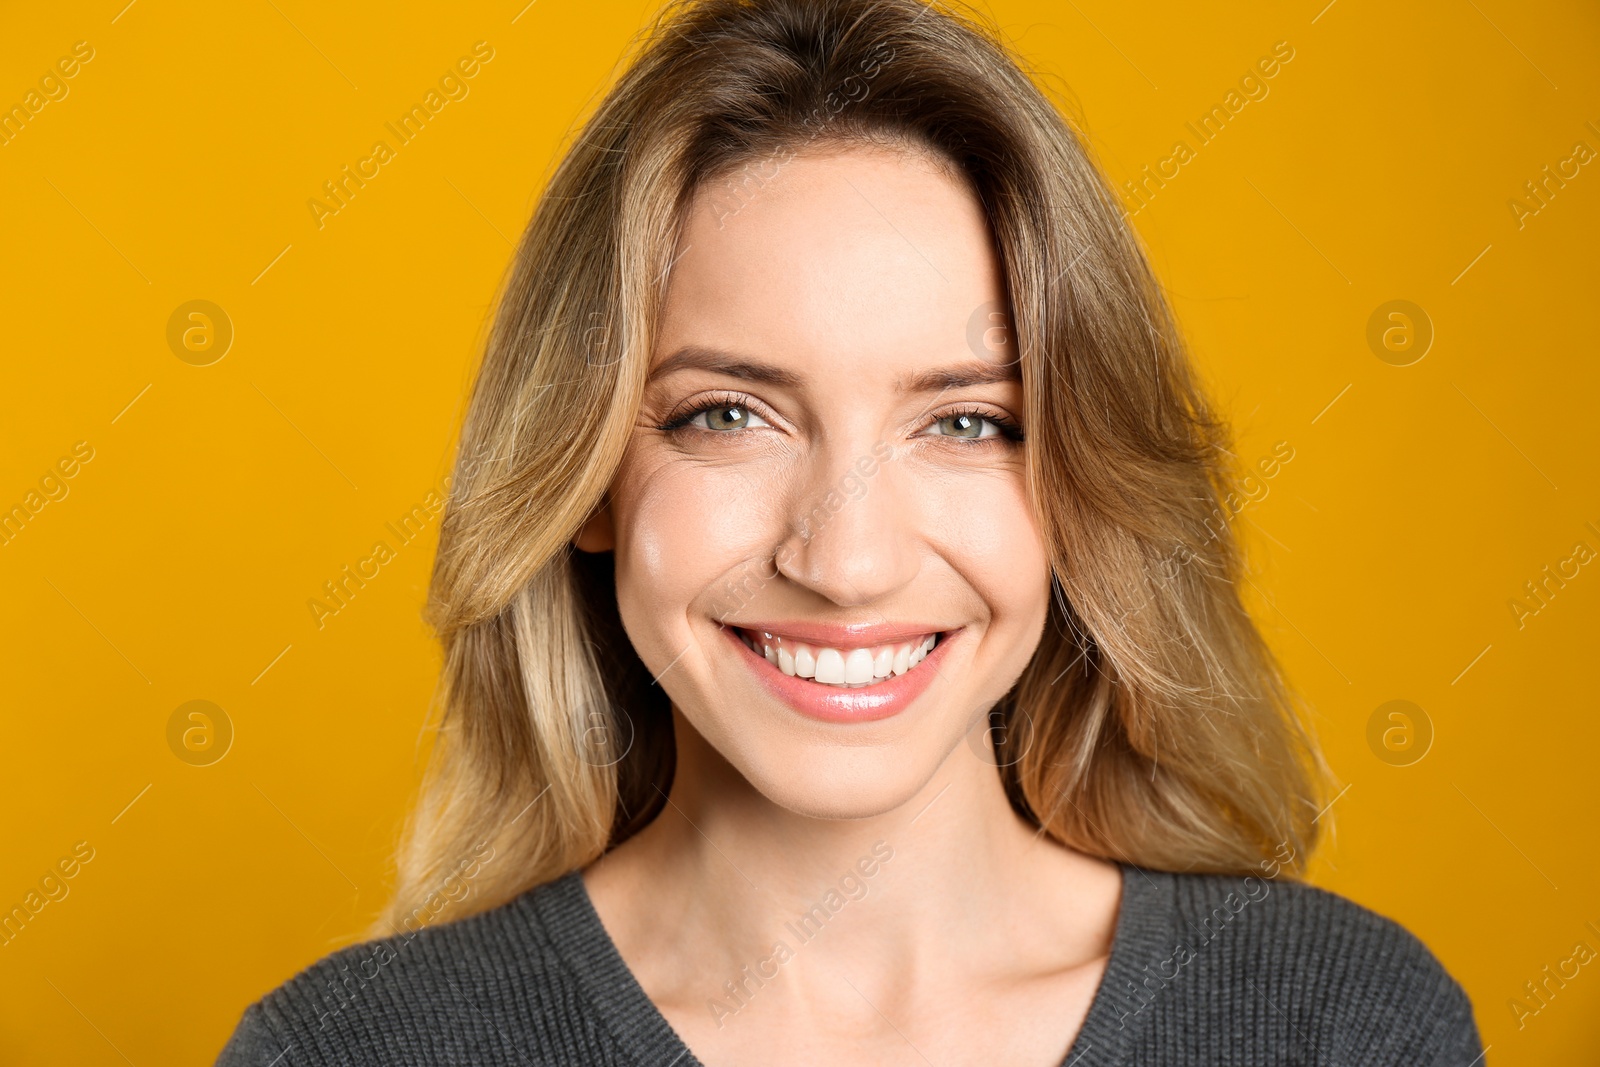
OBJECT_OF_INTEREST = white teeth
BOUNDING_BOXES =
[871,647,893,679]
[741,630,941,689]
[814,647,845,684]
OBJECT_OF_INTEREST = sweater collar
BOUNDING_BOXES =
[528,862,1176,1067]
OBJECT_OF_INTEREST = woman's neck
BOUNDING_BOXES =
[582,705,1122,1019]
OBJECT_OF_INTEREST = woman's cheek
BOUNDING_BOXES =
[923,466,1049,622]
[924,459,1040,550]
[612,452,785,651]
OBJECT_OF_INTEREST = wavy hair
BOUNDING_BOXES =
[375,0,1326,934]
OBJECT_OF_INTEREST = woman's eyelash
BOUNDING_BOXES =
[657,393,1024,442]
[926,406,1025,442]
[657,391,763,432]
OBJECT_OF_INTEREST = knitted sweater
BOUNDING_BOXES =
[214,864,1484,1065]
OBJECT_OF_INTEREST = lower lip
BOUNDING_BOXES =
[721,625,959,724]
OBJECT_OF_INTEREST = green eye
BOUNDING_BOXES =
[690,403,769,431]
[916,409,1024,442]
[941,413,985,438]
[926,413,999,439]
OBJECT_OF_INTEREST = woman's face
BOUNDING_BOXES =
[586,143,1052,819]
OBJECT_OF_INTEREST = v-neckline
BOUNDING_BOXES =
[529,862,1175,1067]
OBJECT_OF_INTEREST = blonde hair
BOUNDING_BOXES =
[376,0,1326,934]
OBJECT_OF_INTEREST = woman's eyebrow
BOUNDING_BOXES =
[647,346,1019,392]
[648,345,803,387]
[898,360,1021,393]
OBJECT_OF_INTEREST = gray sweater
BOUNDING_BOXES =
[215,864,1484,1065]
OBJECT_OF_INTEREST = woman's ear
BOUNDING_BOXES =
[573,499,615,553]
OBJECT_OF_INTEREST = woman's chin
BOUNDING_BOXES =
[731,744,950,823]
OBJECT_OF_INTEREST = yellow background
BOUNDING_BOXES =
[2,0,1596,1063]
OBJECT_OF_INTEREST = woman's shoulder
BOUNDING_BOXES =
[1108,864,1483,1063]
[1159,864,1448,962]
[214,870,599,1066]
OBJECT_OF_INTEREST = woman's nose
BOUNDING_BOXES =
[770,442,919,607]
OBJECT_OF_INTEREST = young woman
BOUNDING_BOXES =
[219,0,1482,1063]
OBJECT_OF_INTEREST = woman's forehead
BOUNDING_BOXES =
[655,145,1011,376]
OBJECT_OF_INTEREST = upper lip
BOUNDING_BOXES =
[722,620,952,647]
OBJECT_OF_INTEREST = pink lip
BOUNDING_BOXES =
[719,623,959,724]
[729,619,946,647]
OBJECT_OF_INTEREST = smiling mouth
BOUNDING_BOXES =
[732,627,941,689]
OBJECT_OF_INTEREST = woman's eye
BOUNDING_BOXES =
[921,413,1005,439]
[689,403,770,432]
